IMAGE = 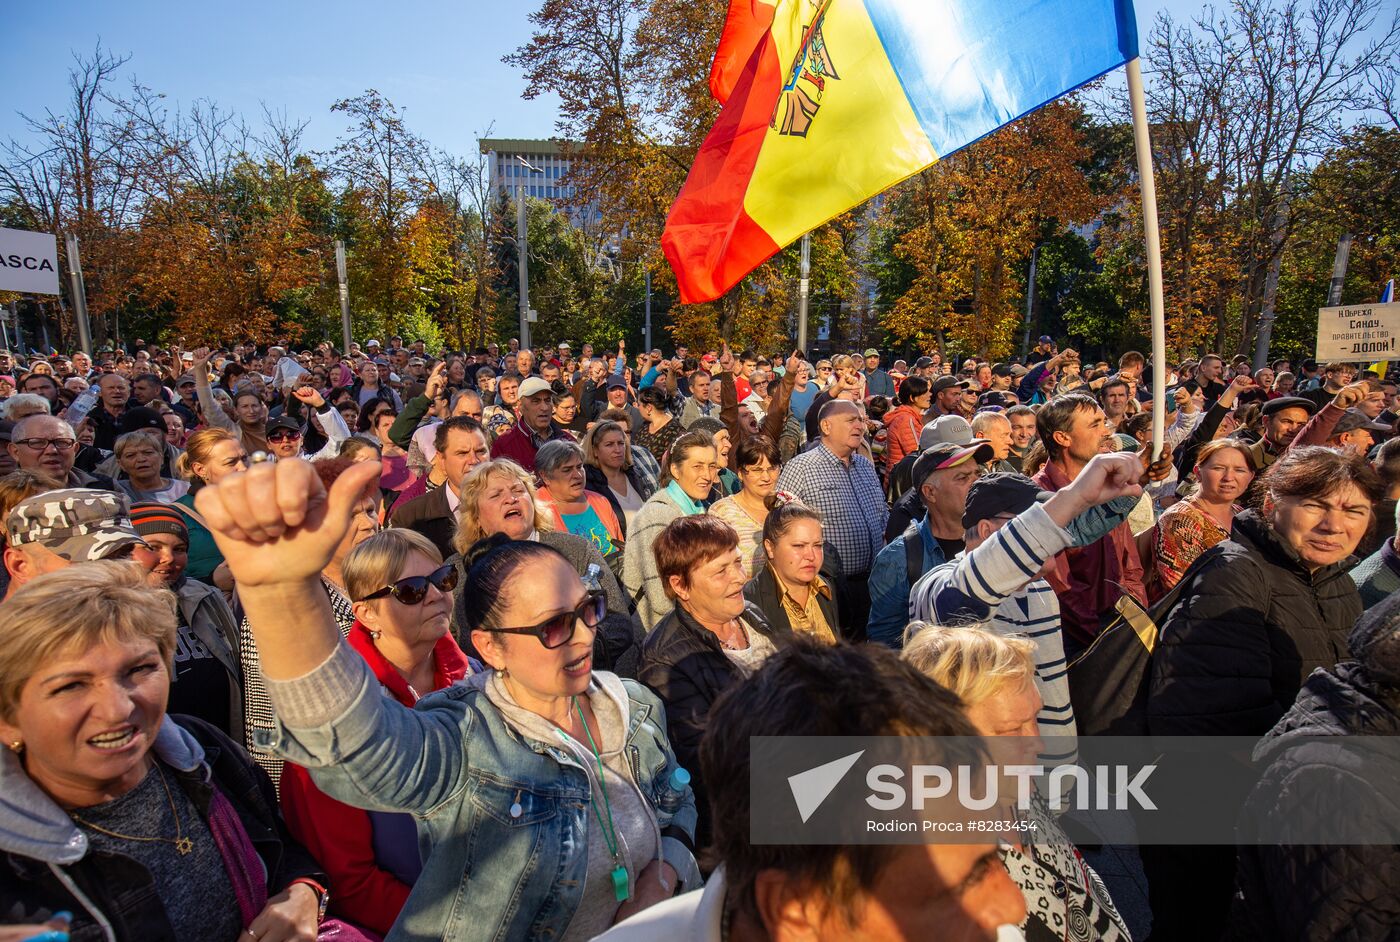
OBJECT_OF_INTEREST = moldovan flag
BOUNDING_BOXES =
[664,0,1140,303]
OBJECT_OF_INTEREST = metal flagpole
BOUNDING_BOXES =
[644,268,653,351]
[797,233,811,354]
[517,194,531,350]
[1125,58,1167,463]
[1326,234,1352,307]
[335,241,352,353]
[1020,243,1040,359]
[63,234,94,357]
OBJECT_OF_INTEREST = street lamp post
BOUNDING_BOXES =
[516,156,545,350]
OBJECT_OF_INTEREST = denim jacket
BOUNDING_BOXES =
[262,645,699,942]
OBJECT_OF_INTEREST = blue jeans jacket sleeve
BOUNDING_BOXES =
[263,642,470,815]
[866,539,913,649]
[1066,494,1136,547]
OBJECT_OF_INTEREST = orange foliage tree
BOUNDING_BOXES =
[135,193,323,344]
[879,100,1105,358]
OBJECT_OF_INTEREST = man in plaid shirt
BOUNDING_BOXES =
[776,399,887,638]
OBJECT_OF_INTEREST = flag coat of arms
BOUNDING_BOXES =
[664,0,1141,303]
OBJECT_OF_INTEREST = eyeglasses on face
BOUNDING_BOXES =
[359,563,460,605]
[16,438,77,452]
[481,592,606,648]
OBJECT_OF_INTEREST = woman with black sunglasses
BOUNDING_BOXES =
[280,528,473,937]
[193,458,701,942]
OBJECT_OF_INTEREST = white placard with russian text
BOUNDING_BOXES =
[1315,302,1400,361]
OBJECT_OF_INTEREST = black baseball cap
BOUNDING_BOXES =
[266,415,303,434]
[962,472,1052,530]
[116,407,165,435]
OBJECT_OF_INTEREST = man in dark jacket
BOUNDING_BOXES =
[1232,595,1400,940]
[89,373,135,450]
[389,417,490,559]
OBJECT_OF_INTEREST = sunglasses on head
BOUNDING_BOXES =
[359,563,459,604]
[482,591,606,648]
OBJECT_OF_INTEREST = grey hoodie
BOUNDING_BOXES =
[0,721,207,866]
[0,721,208,939]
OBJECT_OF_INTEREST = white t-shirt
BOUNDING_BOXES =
[610,479,646,530]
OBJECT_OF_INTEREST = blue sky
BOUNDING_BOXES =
[3,0,1210,158]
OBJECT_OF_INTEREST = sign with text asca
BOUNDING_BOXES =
[1316,302,1400,361]
[0,227,61,295]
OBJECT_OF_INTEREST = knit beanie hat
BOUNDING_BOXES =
[128,501,188,542]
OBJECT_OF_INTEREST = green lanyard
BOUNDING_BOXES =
[572,696,631,903]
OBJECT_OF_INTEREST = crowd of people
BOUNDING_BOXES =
[1,333,1398,942]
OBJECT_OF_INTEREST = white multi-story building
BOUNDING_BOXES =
[479,138,598,228]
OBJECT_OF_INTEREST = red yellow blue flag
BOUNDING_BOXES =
[665,0,1141,303]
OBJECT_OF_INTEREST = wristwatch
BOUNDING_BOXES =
[291,877,330,924]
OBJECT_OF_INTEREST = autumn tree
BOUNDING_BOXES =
[874,100,1106,359]
[508,0,864,350]
[0,44,146,347]
[1098,0,1399,357]
[1271,125,1400,359]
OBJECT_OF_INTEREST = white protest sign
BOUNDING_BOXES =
[0,227,61,295]
[1315,302,1400,361]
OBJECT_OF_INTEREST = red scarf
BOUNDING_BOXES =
[347,621,471,706]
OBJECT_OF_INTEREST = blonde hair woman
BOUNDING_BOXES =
[904,625,1131,942]
[582,419,654,532]
[1152,438,1256,596]
[447,459,639,674]
[173,427,247,588]
[0,562,327,941]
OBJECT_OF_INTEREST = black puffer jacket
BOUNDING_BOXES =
[1148,511,1359,737]
[638,602,788,844]
[1231,663,1400,940]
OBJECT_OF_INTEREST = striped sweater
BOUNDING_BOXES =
[907,502,1079,764]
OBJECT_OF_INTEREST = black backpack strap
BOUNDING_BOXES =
[904,519,923,588]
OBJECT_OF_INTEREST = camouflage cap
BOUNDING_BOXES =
[6,488,145,562]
